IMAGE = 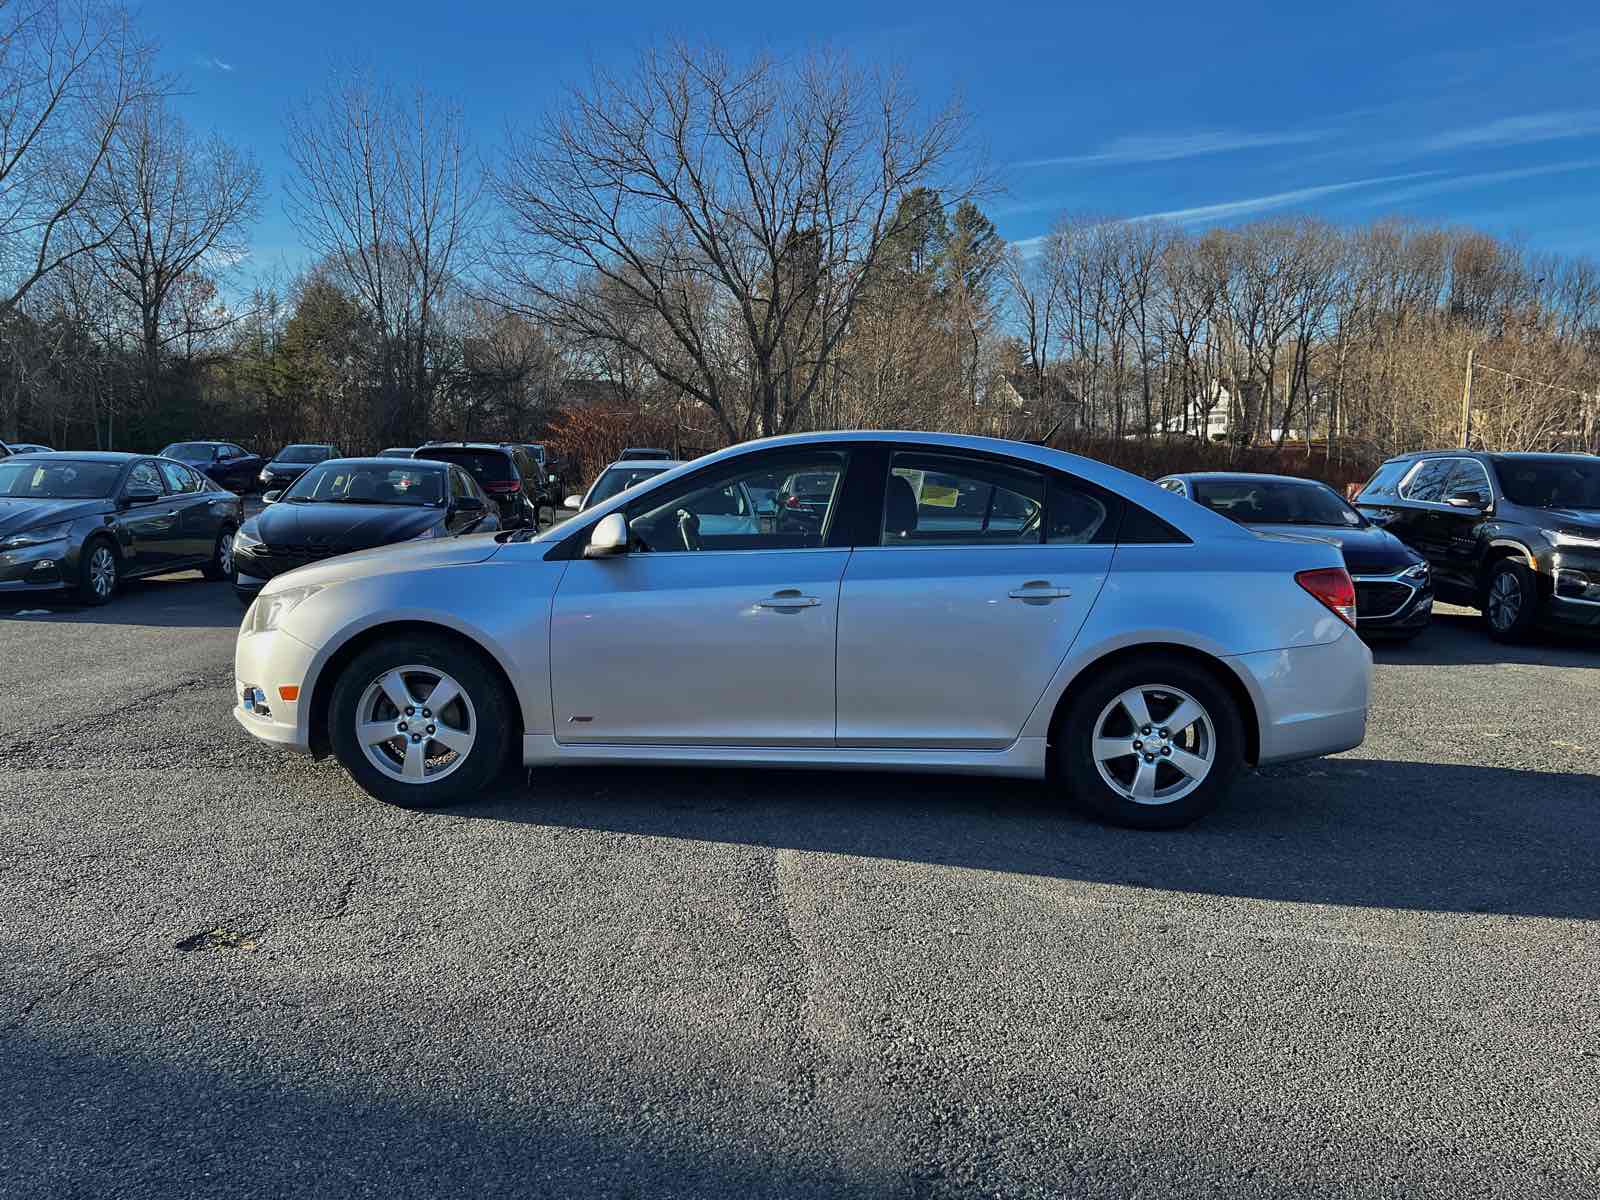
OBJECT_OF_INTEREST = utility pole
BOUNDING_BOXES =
[1460,346,1475,449]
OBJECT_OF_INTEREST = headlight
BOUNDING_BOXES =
[1547,528,1600,549]
[1403,561,1429,581]
[247,584,326,634]
[0,522,71,551]
[233,526,264,553]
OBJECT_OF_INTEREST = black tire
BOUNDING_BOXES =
[74,536,120,606]
[201,525,237,582]
[1483,559,1540,643]
[1057,654,1245,831]
[328,635,514,809]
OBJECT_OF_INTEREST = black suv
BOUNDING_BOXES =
[1354,451,1600,640]
[413,442,541,529]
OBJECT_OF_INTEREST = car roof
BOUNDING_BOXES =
[165,439,228,446]
[1383,448,1596,464]
[315,456,448,469]
[1170,471,1336,486]
[10,450,142,463]
[602,459,684,471]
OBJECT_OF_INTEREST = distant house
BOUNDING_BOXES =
[561,378,631,408]
[1163,381,1310,443]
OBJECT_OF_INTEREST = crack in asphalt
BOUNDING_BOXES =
[4,921,151,1033]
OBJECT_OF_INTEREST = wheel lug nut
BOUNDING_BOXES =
[1144,753,1156,763]
[410,733,422,743]
[1159,728,1170,738]
[426,724,436,734]
[397,721,407,732]
[1132,739,1142,750]
[1141,726,1151,736]
[422,709,432,719]
[404,706,415,716]
[1161,746,1172,757]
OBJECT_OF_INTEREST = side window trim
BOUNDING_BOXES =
[876,448,1047,548]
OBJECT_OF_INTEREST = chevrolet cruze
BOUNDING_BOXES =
[232,432,1371,829]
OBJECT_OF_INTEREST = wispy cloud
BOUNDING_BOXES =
[1015,129,1330,169]
[1129,172,1439,225]
[1359,159,1600,207]
[195,55,234,73]
[1421,109,1600,153]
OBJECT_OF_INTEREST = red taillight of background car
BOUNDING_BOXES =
[1295,567,1358,629]
[482,480,519,494]
[783,494,802,509]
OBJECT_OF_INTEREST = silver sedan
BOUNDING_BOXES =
[233,432,1371,829]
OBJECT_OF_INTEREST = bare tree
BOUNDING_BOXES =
[284,69,484,441]
[492,42,974,440]
[0,0,159,319]
[78,97,260,392]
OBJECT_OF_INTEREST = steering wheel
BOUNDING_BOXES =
[676,508,702,552]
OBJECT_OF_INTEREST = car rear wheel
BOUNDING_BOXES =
[1483,559,1540,642]
[75,538,119,606]
[1058,655,1244,830]
[329,636,513,809]
[201,526,236,581]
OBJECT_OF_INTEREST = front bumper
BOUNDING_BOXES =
[1229,629,1371,766]
[1544,548,1600,630]
[233,624,319,752]
[0,538,72,592]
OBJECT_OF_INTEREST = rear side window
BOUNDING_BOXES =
[1046,476,1117,544]
[1357,460,1411,502]
[881,452,1044,545]
[1117,505,1189,544]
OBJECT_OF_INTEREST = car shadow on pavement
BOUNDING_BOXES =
[1369,608,1599,669]
[460,756,1600,921]
[0,575,245,630]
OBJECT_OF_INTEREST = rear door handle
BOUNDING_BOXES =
[1008,582,1071,600]
[757,589,821,609]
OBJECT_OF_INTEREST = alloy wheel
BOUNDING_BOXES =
[218,531,234,577]
[355,665,477,785]
[1487,571,1522,631]
[89,547,117,599]
[1091,684,1215,805]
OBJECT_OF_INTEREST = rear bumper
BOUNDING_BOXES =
[1228,630,1371,766]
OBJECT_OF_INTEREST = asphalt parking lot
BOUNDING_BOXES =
[2,578,1597,1199]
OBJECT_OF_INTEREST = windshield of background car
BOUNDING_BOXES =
[415,448,517,484]
[276,445,332,464]
[525,445,546,464]
[1191,479,1363,527]
[588,465,670,505]
[0,460,121,499]
[283,463,445,506]
[1493,458,1600,510]
[162,443,214,461]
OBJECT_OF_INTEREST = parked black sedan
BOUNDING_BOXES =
[1158,471,1433,638]
[232,458,498,603]
[258,443,340,492]
[160,440,264,493]
[0,452,241,605]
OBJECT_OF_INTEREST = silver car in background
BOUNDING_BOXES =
[233,431,1371,829]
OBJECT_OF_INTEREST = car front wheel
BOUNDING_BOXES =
[1058,655,1244,830]
[329,636,514,808]
[202,526,236,581]
[75,538,119,606]
[1483,559,1539,642]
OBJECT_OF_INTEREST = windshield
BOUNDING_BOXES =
[0,459,121,499]
[162,442,214,461]
[587,465,670,507]
[276,445,333,464]
[414,448,516,484]
[524,445,546,464]
[282,463,445,506]
[1494,458,1600,510]
[1191,479,1363,527]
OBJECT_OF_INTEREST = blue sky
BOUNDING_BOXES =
[145,0,1600,276]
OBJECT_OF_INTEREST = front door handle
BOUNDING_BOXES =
[757,589,821,609]
[1008,581,1071,600]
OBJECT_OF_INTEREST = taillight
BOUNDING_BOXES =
[783,494,802,509]
[1296,567,1358,629]
[483,480,519,494]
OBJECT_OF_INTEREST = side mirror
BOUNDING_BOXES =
[583,512,629,558]
[122,484,162,506]
[564,494,584,510]
[1444,490,1485,511]
[262,490,283,505]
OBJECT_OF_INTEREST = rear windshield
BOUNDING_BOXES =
[276,445,333,464]
[1191,479,1363,528]
[588,465,669,505]
[1493,458,1600,510]
[415,448,517,483]
[162,442,214,461]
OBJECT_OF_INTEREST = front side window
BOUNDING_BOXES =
[1443,459,1493,501]
[127,461,165,493]
[158,462,203,494]
[881,453,1044,545]
[1400,459,1454,503]
[625,453,847,552]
